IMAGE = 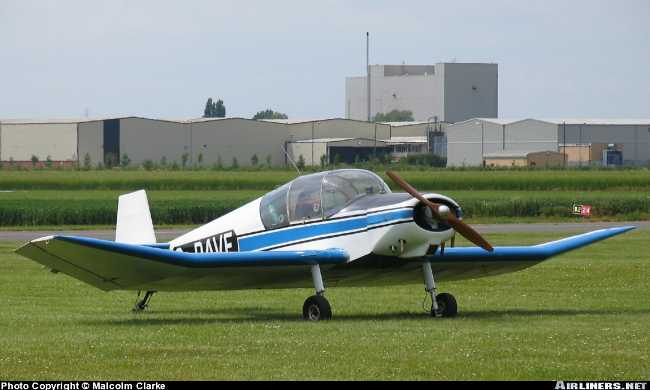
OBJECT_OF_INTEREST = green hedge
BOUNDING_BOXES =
[1,195,648,226]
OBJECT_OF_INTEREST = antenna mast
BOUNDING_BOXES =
[366,32,371,122]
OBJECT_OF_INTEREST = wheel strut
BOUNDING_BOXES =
[422,262,458,318]
[422,262,440,316]
[132,290,156,312]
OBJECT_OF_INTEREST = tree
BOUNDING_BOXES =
[31,155,39,167]
[83,153,92,170]
[181,153,189,169]
[203,98,226,118]
[373,109,414,122]
[142,160,155,171]
[105,153,117,169]
[121,154,131,168]
[252,109,288,120]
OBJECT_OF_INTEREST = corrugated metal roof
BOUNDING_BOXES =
[5,116,647,127]
[378,121,430,127]
[0,117,111,124]
[453,118,532,126]
[454,118,650,126]
[261,118,341,124]
[540,118,650,126]
[290,138,353,143]
[385,136,427,143]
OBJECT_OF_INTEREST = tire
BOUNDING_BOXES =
[302,295,332,321]
[434,292,458,318]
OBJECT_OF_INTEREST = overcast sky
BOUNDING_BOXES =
[1,0,649,119]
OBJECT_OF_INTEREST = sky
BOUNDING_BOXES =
[1,0,649,120]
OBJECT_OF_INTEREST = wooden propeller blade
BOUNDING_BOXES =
[385,171,442,219]
[446,213,494,251]
[385,170,494,252]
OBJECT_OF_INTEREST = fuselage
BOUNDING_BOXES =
[169,169,459,262]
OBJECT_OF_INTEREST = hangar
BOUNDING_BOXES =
[286,135,427,166]
[0,117,424,168]
[446,118,650,167]
[3,116,648,169]
[0,118,80,167]
[287,138,392,166]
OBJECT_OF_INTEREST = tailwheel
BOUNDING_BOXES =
[432,292,458,318]
[302,295,332,321]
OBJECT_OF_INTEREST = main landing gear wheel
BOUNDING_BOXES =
[432,292,457,318]
[303,295,332,321]
[422,262,458,318]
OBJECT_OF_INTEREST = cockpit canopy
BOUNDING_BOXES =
[260,169,391,230]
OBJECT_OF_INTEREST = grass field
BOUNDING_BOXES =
[1,230,648,380]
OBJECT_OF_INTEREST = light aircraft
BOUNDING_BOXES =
[16,169,634,320]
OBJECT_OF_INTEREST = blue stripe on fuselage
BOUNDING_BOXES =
[238,208,413,251]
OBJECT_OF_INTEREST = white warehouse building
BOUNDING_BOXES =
[447,118,650,167]
[346,63,498,122]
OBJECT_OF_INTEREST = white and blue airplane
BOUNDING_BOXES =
[16,169,634,320]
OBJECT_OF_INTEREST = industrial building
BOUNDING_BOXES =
[346,63,498,122]
[286,136,427,166]
[446,118,650,167]
[483,151,566,168]
[0,117,427,168]
[3,116,648,169]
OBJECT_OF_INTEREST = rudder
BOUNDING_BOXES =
[116,190,156,244]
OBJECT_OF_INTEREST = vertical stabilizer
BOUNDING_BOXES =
[116,190,156,244]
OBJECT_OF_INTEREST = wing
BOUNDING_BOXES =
[418,226,635,280]
[15,235,349,291]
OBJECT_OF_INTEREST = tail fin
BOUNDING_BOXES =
[116,190,156,244]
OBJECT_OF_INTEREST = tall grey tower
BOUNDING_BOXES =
[346,62,498,123]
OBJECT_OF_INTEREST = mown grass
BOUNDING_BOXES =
[1,169,650,191]
[0,230,648,380]
[0,189,648,226]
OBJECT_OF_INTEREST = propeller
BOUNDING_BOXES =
[385,170,494,252]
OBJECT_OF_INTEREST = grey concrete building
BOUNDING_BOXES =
[447,118,650,167]
[346,63,498,123]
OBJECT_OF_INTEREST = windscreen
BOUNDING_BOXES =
[259,183,290,229]
[322,170,388,217]
[287,173,326,222]
[260,170,390,229]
